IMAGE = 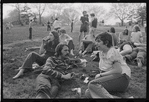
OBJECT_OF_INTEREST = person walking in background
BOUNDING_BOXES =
[13,31,60,79]
[29,19,33,40]
[47,21,51,32]
[79,11,89,45]
[71,19,74,33]
[90,13,98,37]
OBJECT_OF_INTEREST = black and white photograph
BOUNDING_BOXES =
[2,3,146,99]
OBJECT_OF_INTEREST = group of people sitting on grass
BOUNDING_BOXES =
[12,14,146,98]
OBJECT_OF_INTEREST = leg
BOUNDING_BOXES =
[13,52,47,79]
[136,50,146,67]
[35,74,60,98]
[86,73,130,98]
[68,40,75,55]
[82,43,94,55]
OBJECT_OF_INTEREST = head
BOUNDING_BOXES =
[95,32,113,51]
[48,31,59,47]
[109,27,115,33]
[90,13,95,18]
[55,18,58,20]
[132,25,140,32]
[123,28,129,35]
[55,43,70,58]
[59,29,66,35]
[83,11,87,16]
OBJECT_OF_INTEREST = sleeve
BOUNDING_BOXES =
[107,48,122,63]
[42,57,63,79]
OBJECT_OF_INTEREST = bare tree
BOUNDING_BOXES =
[109,3,142,26]
[33,3,46,25]
[12,3,24,25]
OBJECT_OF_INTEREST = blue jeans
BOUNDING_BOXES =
[86,73,130,98]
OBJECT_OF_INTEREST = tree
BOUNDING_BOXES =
[60,7,80,25]
[136,5,146,26]
[33,3,46,25]
[109,3,141,26]
[12,3,24,25]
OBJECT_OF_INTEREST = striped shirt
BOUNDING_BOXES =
[41,56,70,79]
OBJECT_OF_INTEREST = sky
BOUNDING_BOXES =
[3,3,120,25]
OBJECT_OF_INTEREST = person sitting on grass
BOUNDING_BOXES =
[123,25,146,68]
[79,30,96,57]
[59,29,75,55]
[35,43,76,99]
[109,27,119,47]
[118,28,131,45]
[13,31,60,79]
[85,32,131,98]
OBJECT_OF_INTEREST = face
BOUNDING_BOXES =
[95,39,107,51]
[48,32,54,41]
[83,12,87,16]
[61,46,69,58]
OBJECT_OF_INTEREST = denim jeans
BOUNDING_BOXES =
[21,52,52,69]
[86,73,130,98]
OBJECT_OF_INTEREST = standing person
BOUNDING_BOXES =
[35,44,75,98]
[71,19,74,33]
[59,29,75,55]
[90,13,98,37]
[29,19,33,40]
[13,31,59,79]
[79,11,89,45]
[85,32,131,98]
[47,21,51,32]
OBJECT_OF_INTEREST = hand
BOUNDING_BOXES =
[95,74,101,79]
[62,73,72,79]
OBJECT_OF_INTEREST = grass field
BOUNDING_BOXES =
[3,25,146,98]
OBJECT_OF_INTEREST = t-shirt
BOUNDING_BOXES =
[98,47,131,77]
[131,31,143,43]
[59,34,73,44]
[80,16,89,25]
[91,18,98,28]
[53,20,61,28]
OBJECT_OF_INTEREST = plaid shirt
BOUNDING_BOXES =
[41,56,71,79]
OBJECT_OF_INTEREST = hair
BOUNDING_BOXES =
[123,28,129,35]
[110,27,115,33]
[83,11,87,14]
[90,13,95,17]
[59,29,66,34]
[55,18,58,20]
[51,31,60,47]
[55,43,69,57]
[95,32,113,48]
[132,25,140,32]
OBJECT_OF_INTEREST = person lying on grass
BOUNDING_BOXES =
[59,29,75,55]
[79,30,96,57]
[85,32,131,98]
[35,43,79,98]
[13,31,60,79]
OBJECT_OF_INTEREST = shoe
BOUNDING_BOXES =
[137,58,142,68]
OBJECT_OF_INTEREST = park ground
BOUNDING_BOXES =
[3,25,146,98]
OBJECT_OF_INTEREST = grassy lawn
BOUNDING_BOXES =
[3,25,146,98]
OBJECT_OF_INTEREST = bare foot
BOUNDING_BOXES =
[13,69,24,79]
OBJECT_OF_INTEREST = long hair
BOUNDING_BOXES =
[123,28,129,35]
[55,43,69,57]
[132,25,140,32]
[51,31,60,48]
[95,32,113,48]
[110,27,115,33]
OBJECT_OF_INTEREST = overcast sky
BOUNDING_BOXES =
[2,3,122,25]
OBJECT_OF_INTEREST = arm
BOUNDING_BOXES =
[100,62,122,77]
[66,34,73,41]
[39,41,46,55]
[42,57,72,79]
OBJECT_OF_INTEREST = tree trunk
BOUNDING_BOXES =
[121,20,124,26]
[39,15,42,25]
[18,11,23,26]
